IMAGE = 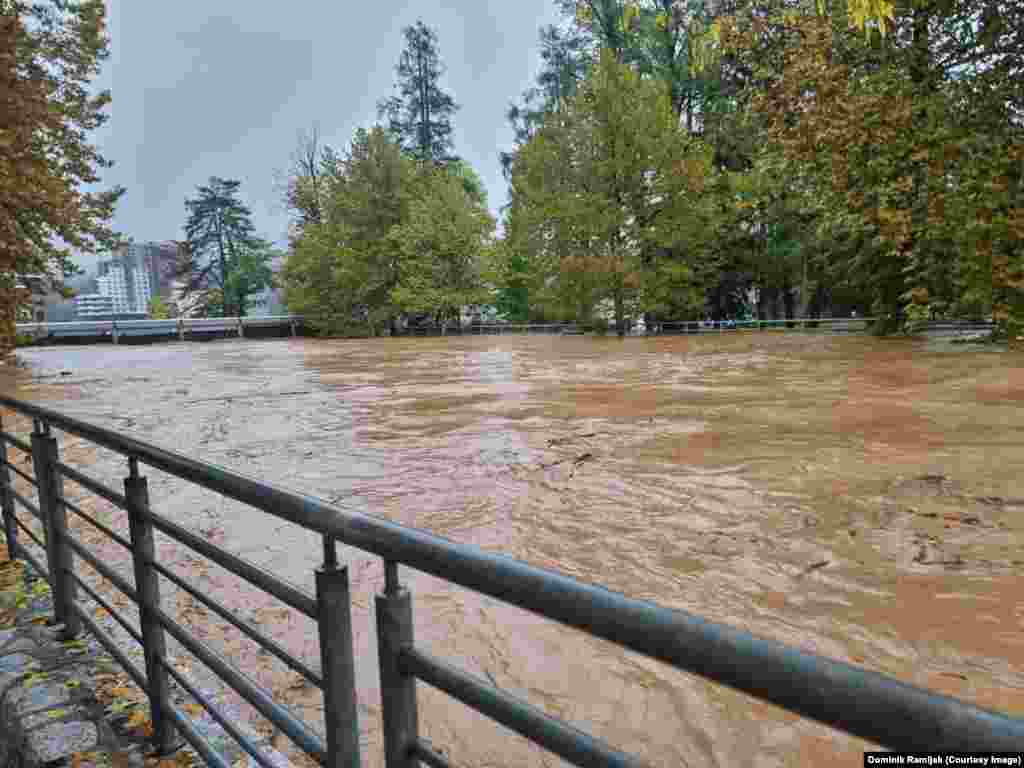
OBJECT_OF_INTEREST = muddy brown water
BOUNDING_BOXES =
[2,333,1023,767]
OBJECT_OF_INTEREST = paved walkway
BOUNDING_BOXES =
[0,541,290,768]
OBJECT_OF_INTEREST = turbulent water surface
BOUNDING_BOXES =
[2,334,1023,767]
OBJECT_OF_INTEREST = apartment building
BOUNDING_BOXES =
[74,293,115,319]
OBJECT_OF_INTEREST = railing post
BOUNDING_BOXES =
[376,561,418,768]
[112,321,119,345]
[124,457,177,755]
[290,320,297,338]
[237,317,245,338]
[177,318,185,342]
[0,414,18,560]
[316,536,361,768]
[30,421,79,638]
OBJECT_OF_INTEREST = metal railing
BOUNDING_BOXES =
[1,395,1022,768]
[15,315,304,343]
[403,317,997,337]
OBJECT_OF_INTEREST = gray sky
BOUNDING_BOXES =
[81,0,564,272]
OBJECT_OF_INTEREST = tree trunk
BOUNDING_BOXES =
[614,290,626,337]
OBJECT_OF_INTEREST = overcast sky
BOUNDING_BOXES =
[81,0,564,272]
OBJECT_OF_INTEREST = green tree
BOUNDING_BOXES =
[506,50,718,333]
[501,24,592,180]
[378,21,460,164]
[727,1,1024,335]
[1,1,124,356]
[147,296,170,319]
[280,127,418,335]
[178,177,273,318]
[390,165,495,326]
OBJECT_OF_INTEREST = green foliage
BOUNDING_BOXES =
[377,20,460,164]
[178,178,274,318]
[280,126,495,335]
[389,165,495,323]
[502,49,720,332]
[147,296,170,320]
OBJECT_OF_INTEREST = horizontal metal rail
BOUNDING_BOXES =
[17,540,50,582]
[14,513,46,552]
[1,433,34,455]
[166,705,231,768]
[63,496,132,551]
[10,487,42,519]
[71,601,148,690]
[402,647,641,768]
[3,394,1024,763]
[63,533,139,603]
[159,656,280,768]
[411,740,451,768]
[154,607,327,764]
[146,510,317,618]
[150,558,322,687]
[56,461,129,510]
[70,570,143,646]
[3,460,37,487]
[15,316,303,332]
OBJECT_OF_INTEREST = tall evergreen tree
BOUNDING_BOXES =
[377,20,460,164]
[178,177,273,318]
[500,24,591,182]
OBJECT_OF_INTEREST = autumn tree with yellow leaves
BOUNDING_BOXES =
[0,1,124,357]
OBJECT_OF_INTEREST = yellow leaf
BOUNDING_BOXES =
[126,709,149,729]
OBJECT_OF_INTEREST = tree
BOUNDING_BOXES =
[390,165,495,326]
[501,24,592,181]
[506,50,719,333]
[282,125,331,231]
[280,127,418,335]
[178,177,274,317]
[147,296,170,319]
[377,20,460,164]
[724,0,1024,335]
[1,1,124,357]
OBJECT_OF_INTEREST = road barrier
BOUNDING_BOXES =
[15,316,304,344]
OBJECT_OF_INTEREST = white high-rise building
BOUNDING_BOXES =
[96,258,152,315]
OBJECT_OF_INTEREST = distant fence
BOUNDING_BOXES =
[2,395,1022,768]
[15,316,305,344]
[401,317,997,337]
[14,315,997,345]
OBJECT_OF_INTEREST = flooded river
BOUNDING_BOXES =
[2,333,1023,767]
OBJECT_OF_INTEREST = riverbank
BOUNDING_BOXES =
[0,538,291,768]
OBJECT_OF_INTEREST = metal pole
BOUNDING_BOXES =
[178,318,185,342]
[30,421,79,638]
[0,413,19,560]
[290,320,297,339]
[316,536,361,768]
[376,560,419,768]
[125,457,178,755]
[112,321,119,345]
[238,317,245,339]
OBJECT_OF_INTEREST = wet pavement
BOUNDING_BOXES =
[1,333,1023,767]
